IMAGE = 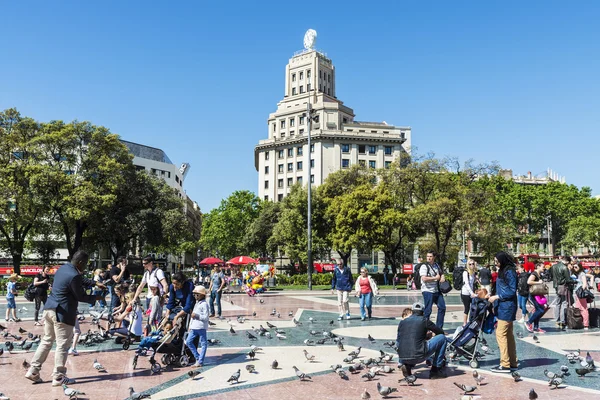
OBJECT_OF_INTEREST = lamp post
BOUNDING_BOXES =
[305,91,318,290]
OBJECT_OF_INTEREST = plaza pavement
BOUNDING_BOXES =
[0,290,599,400]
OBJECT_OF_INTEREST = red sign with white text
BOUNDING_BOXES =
[403,264,414,274]
[0,266,59,276]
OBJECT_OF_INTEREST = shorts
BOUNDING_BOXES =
[6,297,16,309]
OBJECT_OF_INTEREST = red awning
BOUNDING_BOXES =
[227,256,257,265]
[199,257,224,265]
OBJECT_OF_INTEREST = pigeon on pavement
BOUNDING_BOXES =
[529,388,538,399]
[511,371,522,382]
[336,368,348,380]
[348,347,361,357]
[227,369,241,384]
[22,359,30,369]
[575,368,593,377]
[330,364,342,371]
[5,342,13,353]
[229,326,236,335]
[304,339,315,346]
[188,370,201,380]
[367,334,375,343]
[18,327,27,334]
[247,349,256,360]
[293,366,311,381]
[22,342,33,352]
[472,370,485,385]
[361,371,376,381]
[271,360,278,369]
[246,364,256,373]
[361,388,371,399]
[398,374,417,385]
[276,333,286,340]
[343,355,356,363]
[63,384,85,399]
[208,339,221,345]
[454,382,476,395]
[93,359,106,372]
[303,349,315,362]
[337,341,344,351]
[128,387,151,399]
[249,345,262,352]
[0,348,3,356]
[548,377,563,389]
[543,369,558,379]
[266,322,277,329]
[376,382,397,397]
[246,331,257,340]
[288,311,293,317]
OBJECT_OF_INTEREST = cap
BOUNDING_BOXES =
[193,285,207,295]
[411,302,424,312]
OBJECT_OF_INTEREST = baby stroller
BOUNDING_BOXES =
[447,298,493,369]
[112,302,142,351]
[145,312,197,374]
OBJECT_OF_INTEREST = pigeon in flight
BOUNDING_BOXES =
[303,349,315,362]
[454,382,476,395]
[128,387,151,399]
[227,369,241,384]
[472,370,485,385]
[398,374,417,385]
[376,382,397,397]
[246,364,256,373]
[93,359,106,372]
[271,359,279,369]
[293,366,311,381]
[529,388,538,399]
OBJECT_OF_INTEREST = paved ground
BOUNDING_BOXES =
[1,290,599,400]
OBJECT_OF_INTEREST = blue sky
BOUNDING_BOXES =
[2,1,599,212]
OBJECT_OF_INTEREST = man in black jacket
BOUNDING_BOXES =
[25,251,100,386]
[550,256,571,328]
[396,302,448,379]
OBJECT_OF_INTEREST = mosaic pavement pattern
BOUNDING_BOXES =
[1,290,600,400]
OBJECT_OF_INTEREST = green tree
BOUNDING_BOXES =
[243,200,281,258]
[562,215,600,255]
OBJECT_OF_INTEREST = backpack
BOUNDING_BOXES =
[24,283,37,302]
[453,266,465,291]
[413,264,424,290]
[517,272,530,296]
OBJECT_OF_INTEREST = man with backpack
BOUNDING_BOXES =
[479,264,492,295]
[420,252,447,329]
[133,256,169,309]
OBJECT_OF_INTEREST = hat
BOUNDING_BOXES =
[9,273,19,280]
[192,285,207,295]
[411,302,424,312]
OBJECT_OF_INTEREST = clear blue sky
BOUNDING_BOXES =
[2,1,599,212]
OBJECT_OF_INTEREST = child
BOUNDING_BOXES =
[138,321,173,353]
[5,274,21,322]
[109,292,143,341]
[406,275,414,291]
[186,285,210,367]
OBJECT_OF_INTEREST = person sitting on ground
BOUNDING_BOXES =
[401,307,412,319]
[396,302,448,379]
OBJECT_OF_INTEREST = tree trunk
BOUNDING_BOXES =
[11,252,23,275]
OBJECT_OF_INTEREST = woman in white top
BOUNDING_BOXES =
[460,260,477,325]
[573,263,592,330]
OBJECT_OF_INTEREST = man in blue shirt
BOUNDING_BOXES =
[25,251,100,386]
[331,262,353,320]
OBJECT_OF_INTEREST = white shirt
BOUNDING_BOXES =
[461,270,476,296]
[190,300,210,330]
[142,268,166,297]
[420,263,442,293]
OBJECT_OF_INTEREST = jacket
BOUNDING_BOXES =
[166,280,196,314]
[395,314,445,362]
[190,299,210,330]
[495,267,518,321]
[44,263,96,326]
[354,275,379,295]
[551,262,570,288]
[331,266,353,291]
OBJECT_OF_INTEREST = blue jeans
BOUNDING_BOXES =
[109,292,119,312]
[422,291,446,329]
[517,294,528,318]
[90,289,107,308]
[358,292,373,318]
[527,295,545,329]
[383,274,389,285]
[399,334,448,368]
[209,290,221,316]
[186,328,207,365]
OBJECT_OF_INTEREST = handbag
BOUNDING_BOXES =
[529,282,549,296]
[576,287,595,302]
[439,280,452,294]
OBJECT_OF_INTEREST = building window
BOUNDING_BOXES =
[341,144,350,153]
[264,166,269,174]
[359,160,366,167]
[310,159,314,168]
[299,71,304,80]
[307,83,311,91]
[278,194,283,201]
[264,180,269,189]
[290,118,295,127]
[319,84,322,92]
[384,146,393,155]
[292,87,297,95]
[358,145,366,154]
[278,150,284,159]
[342,117,348,124]
[175,174,179,182]
[281,120,286,129]
[371,130,377,133]
[297,176,303,185]
[299,128,304,134]
[369,145,376,154]
[310,144,314,153]
[272,123,276,132]
[328,74,331,82]
[307,70,311,79]
[342,159,350,168]
[369,160,376,169]
[299,116,305,125]
[278,164,284,173]
[292,73,296,82]
[299,85,304,94]
[278,179,283,188]
[281,132,285,138]
[287,148,293,157]
[297,146,303,156]
[287,177,293,187]
[297,161,303,170]
[327,88,331,95]
[265,152,269,160]
[384,161,392,169]
[264,195,269,201]
[287,162,293,172]
[289,130,294,136]
[319,70,322,78]
[310,174,314,183]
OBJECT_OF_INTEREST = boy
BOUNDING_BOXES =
[186,286,210,367]
[5,273,21,322]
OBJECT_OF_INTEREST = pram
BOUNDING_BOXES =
[447,297,493,369]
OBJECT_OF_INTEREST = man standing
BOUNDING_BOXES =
[331,262,353,320]
[208,266,225,318]
[550,255,571,329]
[420,251,447,329]
[109,256,130,312]
[133,256,168,309]
[479,264,492,294]
[383,265,389,286]
[25,250,100,386]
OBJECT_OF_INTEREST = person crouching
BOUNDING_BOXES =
[186,286,210,368]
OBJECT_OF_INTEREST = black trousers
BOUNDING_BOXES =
[34,292,48,322]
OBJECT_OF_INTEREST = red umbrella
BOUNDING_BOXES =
[227,256,257,265]
[199,257,224,265]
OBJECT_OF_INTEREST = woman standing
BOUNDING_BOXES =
[573,263,592,330]
[354,268,379,321]
[33,266,51,326]
[460,260,478,325]
[516,264,530,323]
[487,252,518,373]
[526,263,548,333]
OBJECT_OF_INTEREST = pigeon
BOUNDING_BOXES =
[383,341,395,347]
[367,334,375,343]
[265,332,272,339]
[548,377,562,389]
[0,324,6,331]
[361,388,371,399]
[276,333,286,340]
[398,374,417,385]
[208,339,221,345]
[19,307,27,313]
[544,369,558,379]
[309,330,318,336]
[188,370,201,379]
[382,365,395,373]
[336,368,348,380]
[11,334,21,341]
[293,365,311,381]
[348,347,362,357]
[309,317,314,322]
[472,370,485,385]
[585,351,595,367]
[303,349,315,362]
[337,341,344,351]
[349,364,363,374]
[63,384,85,398]
[246,364,256,373]
[511,371,522,382]
[18,327,27,334]
[274,328,286,335]
[5,342,13,353]
[529,388,538,400]
[0,393,9,400]
[128,387,150,399]
[93,359,106,372]
[361,371,376,381]
[376,382,397,397]
[0,348,3,356]
[304,339,315,346]
[517,331,524,339]
[316,338,328,345]
[252,311,257,317]
[270,309,277,316]
[532,334,539,343]
[454,382,476,395]
[237,316,245,324]
[343,355,357,363]
[22,342,33,351]
[246,331,257,340]
[249,345,262,352]
[331,364,343,371]
[292,318,302,326]
[329,320,334,325]
[575,368,593,377]
[230,300,234,305]
[229,326,236,334]
[22,359,30,369]
[208,320,216,326]
[560,365,570,375]
[247,349,256,360]
[271,360,279,369]
[227,369,241,384]
[266,322,277,329]
[27,332,33,339]
[259,299,265,304]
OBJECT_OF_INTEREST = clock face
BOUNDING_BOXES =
[303,29,317,50]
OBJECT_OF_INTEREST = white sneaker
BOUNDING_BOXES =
[337,316,343,321]
[345,314,351,320]
[517,317,524,323]
[52,376,76,386]
[68,348,79,356]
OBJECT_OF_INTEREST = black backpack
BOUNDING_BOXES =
[517,272,530,296]
[413,264,424,290]
[453,266,465,291]
[24,283,37,302]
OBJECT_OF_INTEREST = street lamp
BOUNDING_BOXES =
[305,91,318,290]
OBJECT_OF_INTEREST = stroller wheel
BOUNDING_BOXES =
[469,360,479,369]
[151,362,162,374]
[179,355,190,367]
[123,342,130,350]
[161,354,170,365]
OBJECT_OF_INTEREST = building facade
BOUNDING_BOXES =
[254,35,411,202]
